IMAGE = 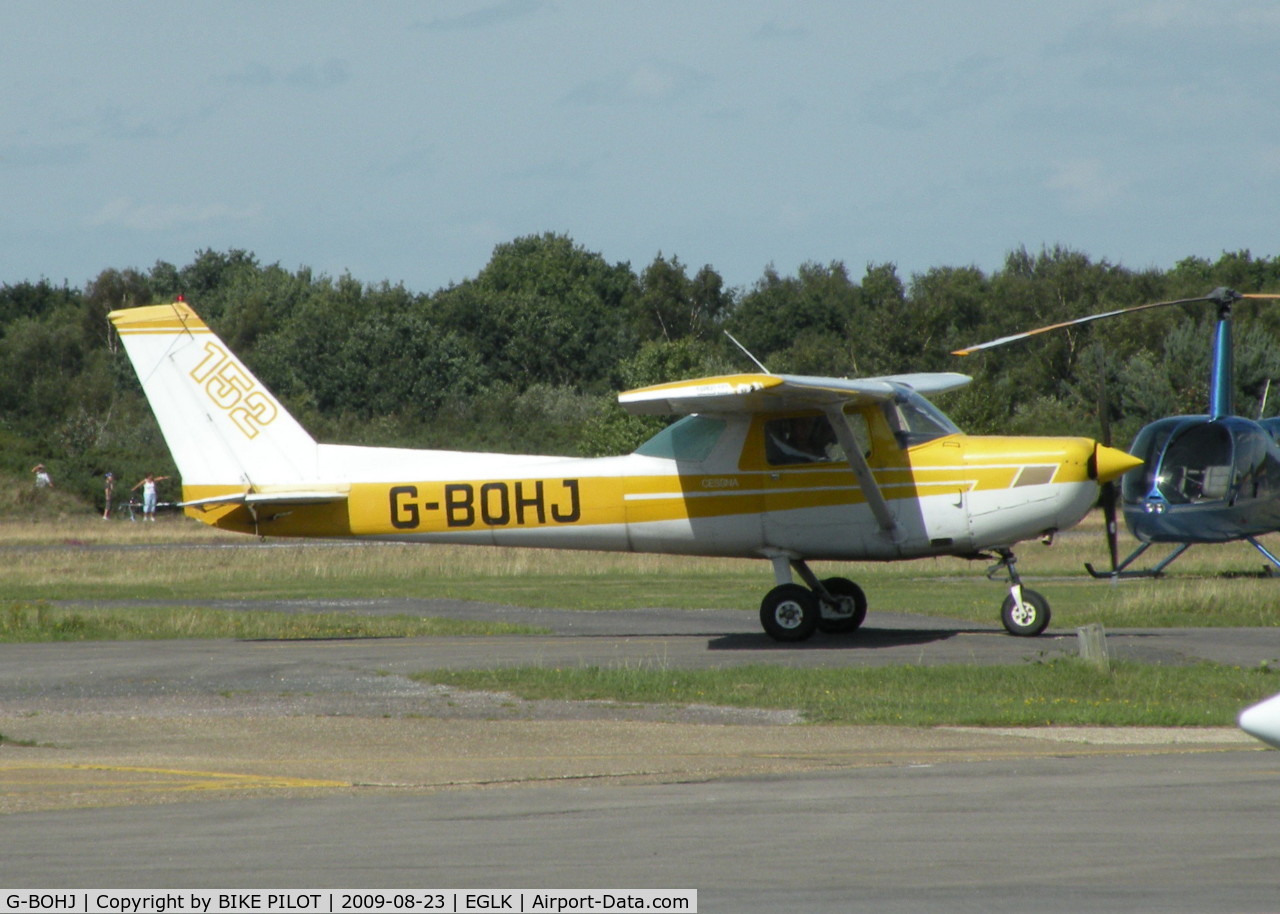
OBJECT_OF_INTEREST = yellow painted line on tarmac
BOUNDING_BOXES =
[73,764,350,790]
[1,762,349,794]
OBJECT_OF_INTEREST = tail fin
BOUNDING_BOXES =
[109,300,319,496]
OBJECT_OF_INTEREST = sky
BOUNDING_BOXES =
[5,1,1280,296]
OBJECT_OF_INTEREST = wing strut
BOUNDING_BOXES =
[821,404,904,544]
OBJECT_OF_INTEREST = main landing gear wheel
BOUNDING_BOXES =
[760,583,820,642]
[1001,588,1051,637]
[816,576,868,634]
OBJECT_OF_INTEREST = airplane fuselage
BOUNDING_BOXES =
[187,412,1105,564]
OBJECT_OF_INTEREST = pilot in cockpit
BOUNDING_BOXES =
[766,415,837,465]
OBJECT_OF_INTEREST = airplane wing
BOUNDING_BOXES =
[618,372,971,416]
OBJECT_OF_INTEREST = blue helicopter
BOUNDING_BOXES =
[955,287,1280,578]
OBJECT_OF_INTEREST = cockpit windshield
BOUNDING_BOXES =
[1124,416,1275,506]
[880,387,962,448]
[1123,417,1237,504]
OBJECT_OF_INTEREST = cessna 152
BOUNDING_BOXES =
[108,300,1139,641]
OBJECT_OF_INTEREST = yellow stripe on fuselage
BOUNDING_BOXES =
[179,435,1098,539]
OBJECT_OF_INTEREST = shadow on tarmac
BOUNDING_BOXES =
[708,624,975,651]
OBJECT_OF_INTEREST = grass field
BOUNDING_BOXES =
[4,512,1279,630]
[3,512,1279,728]
[0,600,544,642]
[415,661,1278,727]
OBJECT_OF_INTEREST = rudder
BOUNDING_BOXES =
[109,300,319,498]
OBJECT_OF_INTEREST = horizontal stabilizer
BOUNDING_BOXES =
[180,490,350,509]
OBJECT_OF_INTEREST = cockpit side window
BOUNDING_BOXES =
[764,410,872,466]
[1160,424,1233,503]
[765,414,838,465]
[634,415,726,462]
[843,408,873,458]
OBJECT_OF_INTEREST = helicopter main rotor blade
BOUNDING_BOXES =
[950,288,1280,356]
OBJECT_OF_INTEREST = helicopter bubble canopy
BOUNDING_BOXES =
[1122,416,1272,507]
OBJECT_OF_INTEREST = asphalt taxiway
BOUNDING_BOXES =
[1,600,1277,911]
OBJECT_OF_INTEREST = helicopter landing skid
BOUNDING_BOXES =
[1085,542,1191,579]
[1086,537,1280,578]
[1247,537,1280,576]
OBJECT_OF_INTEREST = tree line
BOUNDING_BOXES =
[5,233,1280,509]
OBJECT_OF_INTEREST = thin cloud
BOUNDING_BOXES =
[0,142,89,169]
[367,144,439,179]
[753,19,809,41]
[564,59,710,106]
[861,55,1008,130]
[86,197,262,232]
[1116,1,1280,32]
[284,59,350,90]
[1046,158,1128,213]
[223,58,350,90]
[415,0,544,32]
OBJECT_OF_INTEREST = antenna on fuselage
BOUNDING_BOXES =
[724,330,772,375]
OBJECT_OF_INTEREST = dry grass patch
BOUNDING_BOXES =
[0,600,544,642]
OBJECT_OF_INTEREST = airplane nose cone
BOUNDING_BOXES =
[1091,444,1143,484]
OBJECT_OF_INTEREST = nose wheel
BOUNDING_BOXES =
[989,547,1051,637]
[1001,588,1050,636]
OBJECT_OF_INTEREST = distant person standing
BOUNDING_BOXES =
[102,472,115,519]
[31,464,53,488]
[131,472,170,521]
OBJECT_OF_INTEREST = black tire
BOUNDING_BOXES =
[1001,588,1051,637]
[816,576,868,633]
[760,583,819,642]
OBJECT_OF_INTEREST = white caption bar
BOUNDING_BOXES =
[2,892,697,914]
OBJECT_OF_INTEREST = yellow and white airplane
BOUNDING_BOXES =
[109,299,1140,641]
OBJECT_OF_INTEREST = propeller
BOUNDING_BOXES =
[1096,363,1120,574]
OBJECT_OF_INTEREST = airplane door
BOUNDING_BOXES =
[752,407,975,557]
[876,395,975,552]
[756,412,865,555]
